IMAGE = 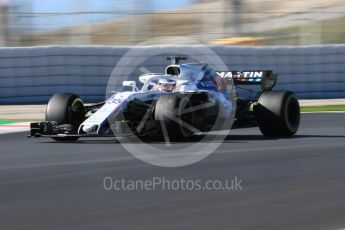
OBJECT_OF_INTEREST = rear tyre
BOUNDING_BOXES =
[255,91,300,137]
[154,94,196,141]
[46,93,85,141]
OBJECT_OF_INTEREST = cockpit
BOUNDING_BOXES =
[140,74,178,92]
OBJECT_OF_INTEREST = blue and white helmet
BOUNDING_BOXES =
[158,79,176,92]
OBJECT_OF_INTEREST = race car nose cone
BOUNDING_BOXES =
[83,124,98,133]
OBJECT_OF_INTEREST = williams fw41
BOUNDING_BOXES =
[29,56,300,141]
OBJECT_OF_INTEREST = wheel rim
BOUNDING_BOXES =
[70,98,85,125]
[177,96,194,138]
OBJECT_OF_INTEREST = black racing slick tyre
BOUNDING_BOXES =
[154,94,196,140]
[255,91,300,137]
[46,93,85,141]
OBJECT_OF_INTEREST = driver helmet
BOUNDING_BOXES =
[158,79,176,92]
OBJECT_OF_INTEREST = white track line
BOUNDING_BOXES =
[0,122,30,135]
[302,111,345,114]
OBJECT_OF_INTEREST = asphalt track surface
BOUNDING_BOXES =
[1,113,345,230]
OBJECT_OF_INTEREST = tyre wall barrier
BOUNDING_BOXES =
[0,45,344,104]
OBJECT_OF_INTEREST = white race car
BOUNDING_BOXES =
[29,56,300,141]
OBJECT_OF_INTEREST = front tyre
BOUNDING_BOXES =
[154,94,196,140]
[255,91,300,137]
[46,93,85,142]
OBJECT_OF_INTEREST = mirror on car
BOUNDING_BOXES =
[122,81,138,92]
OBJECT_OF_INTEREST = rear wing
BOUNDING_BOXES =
[216,70,277,90]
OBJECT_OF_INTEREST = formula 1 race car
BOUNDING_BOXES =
[29,56,300,141]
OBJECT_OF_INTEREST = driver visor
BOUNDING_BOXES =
[159,84,175,91]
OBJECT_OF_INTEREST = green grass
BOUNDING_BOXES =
[301,104,345,112]
[0,120,16,125]
[0,119,40,125]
